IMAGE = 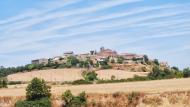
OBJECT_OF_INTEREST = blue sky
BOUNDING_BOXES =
[0,0,190,69]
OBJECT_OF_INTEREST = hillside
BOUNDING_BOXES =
[7,68,148,82]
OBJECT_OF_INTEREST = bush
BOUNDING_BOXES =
[127,75,149,81]
[111,59,115,63]
[101,64,112,69]
[8,81,23,85]
[72,79,92,85]
[143,55,149,64]
[15,97,51,107]
[183,67,190,78]
[26,78,51,101]
[0,78,7,88]
[148,66,175,79]
[97,79,128,84]
[153,59,159,66]
[84,71,98,82]
[111,75,116,80]
[127,92,141,105]
[117,57,124,64]
[62,90,87,107]
[67,56,79,66]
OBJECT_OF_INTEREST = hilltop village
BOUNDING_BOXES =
[31,47,168,70]
[32,47,145,65]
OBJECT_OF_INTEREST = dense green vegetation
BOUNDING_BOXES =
[117,56,124,64]
[84,71,98,81]
[62,90,87,107]
[183,67,190,78]
[0,78,7,88]
[67,66,189,85]
[26,78,51,100]
[15,78,51,107]
[72,79,93,85]
[15,97,51,107]
[71,71,98,85]
[96,66,187,84]
[148,66,180,79]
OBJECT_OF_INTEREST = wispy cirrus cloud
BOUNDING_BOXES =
[0,0,190,68]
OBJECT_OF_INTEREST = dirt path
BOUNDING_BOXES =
[1,78,190,96]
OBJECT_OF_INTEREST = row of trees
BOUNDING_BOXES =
[0,56,93,77]
[0,56,112,77]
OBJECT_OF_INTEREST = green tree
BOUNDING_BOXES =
[84,71,98,81]
[153,59,159,66]
[171,66,179,71]
[26,78,51,101]
[0,78,7,88]
[67,56,79,66]
[143,55,149,64]
[62,90,87,107]
[25,64,36,71]
[62,90,74,106]
[183,67,190,78]
[117,57,124,64]
[111,59,115,63]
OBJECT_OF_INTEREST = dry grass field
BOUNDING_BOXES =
[1,78,190,107]
[4,69,190,107]
[1,91,190,107]
[7,69,148,82]
[96,69,148,80]
[7,69,84,82]
[1,78,190,97]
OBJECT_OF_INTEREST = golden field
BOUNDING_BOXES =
[7,69,148,82]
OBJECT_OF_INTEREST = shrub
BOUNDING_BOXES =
[127,75,149,81]
[62,90,87,107]
[26,78,51,101]
[67,56,79,66]
[143,55,149,64]
[84,71,98,82]
[127,92,141,106]
[112,92,121,98]
[111,59,115,63]
[8,81,23,85]
[97,79,128,84]
[183,67,190,78]
[111,75,116,80]
[148,66,175,79]
[117,57,124,64]
[0,78,7,88]
[174,71,183,78]
[70,92,86,107]
[72,79,92,85]
[101,64,112,69]
[95,63,99,68]
[15,97,51,107]
[62,90,73,106]
[153,59,159,66]
[142,67,148,72]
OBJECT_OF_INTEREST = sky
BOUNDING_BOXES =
[0,0,190,69]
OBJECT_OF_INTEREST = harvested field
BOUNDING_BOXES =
[7,69,84,82]
[1,91,190,107]
[96,69,148,80]
[7,69,148,82]
[1,78,190,97]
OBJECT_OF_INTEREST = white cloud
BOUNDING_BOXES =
[0,0,190,68]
